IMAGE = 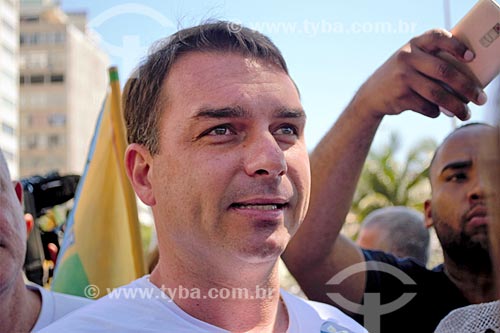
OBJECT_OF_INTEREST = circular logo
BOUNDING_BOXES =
[87,3,176,78]
[88,3,175,57]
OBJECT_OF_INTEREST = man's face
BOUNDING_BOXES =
[0,160,26,289]
[426,125,496,272]
[139,52,310,266]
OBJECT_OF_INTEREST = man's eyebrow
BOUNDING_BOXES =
[192,107,248,119]
[274,107,306,119]
[191,106,306,120]
[440,160,472,174]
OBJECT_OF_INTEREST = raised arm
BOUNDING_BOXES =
[283,29,486,308]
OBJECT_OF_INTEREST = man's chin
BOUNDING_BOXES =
[445,238,492,273]
[468,227,490,247]
[237,240,287,265]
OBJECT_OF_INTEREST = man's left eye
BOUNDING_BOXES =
[275,126,297,136]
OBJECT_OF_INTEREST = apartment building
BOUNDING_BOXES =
[19,0,108,177]
[0,0,19,178]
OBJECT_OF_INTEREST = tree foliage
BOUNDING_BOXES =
[350,133,437,224]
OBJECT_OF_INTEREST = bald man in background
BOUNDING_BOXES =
[356,206,430,264]
[0,151,91,332]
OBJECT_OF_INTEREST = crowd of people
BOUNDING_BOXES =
[0,18,498,333]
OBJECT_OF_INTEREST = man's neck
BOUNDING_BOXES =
[150,255,288,332]
[0,276,42,332]
[444,256,496,304]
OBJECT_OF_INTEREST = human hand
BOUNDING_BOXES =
[354,29,488,121]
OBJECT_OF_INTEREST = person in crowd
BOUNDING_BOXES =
[434,118,500,333]
[0,151,92,332]
[356,206,430,264]
[283,29,494,332]
[38,21,368,333]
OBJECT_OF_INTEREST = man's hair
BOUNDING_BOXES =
[123,21,289,155]
[361,206,430,264]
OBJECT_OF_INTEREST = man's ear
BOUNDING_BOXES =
[125,143,156,206]
[424,199,433,228]
[25,213,34,236]
[12,181,32,238]
[13,180,22,204]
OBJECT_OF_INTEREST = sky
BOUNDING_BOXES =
[61,0,499,156]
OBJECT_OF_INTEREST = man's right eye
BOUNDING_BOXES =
[207,126,234,136]
[447,172,467,182]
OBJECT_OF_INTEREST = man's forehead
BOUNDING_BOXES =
[161,52,301,116]
[168,51,285,81]
[433,126,496,172]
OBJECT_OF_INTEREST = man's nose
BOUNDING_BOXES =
[468,176,487,203]
[243,133,287,178]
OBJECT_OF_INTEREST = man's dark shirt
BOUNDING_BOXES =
[352,250,470,333]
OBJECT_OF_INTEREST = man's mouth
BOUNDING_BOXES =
[230,203,287,210]
[465,206,489,229]
[466,206,488,219]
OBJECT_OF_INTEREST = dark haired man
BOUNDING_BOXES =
[40,21,366,333]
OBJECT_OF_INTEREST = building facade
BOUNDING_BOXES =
[19,0,108,177]
[0,0,19,178]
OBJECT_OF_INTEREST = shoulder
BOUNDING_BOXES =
[361,249,443,304]
[362,250,454,287]
[36,276,210,333]
[46,289,94,310]
[36,277,155,332]
[28,283,92,332]
[362,249,433,281]
[281,290,368,333]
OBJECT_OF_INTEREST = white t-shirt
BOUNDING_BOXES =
[39,275,367,333]
[27,283,93,332]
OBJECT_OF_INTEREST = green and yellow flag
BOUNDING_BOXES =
[52,67,145,298]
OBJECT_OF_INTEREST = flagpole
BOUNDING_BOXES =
[108,66,146,277]
[443,0,458,129]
